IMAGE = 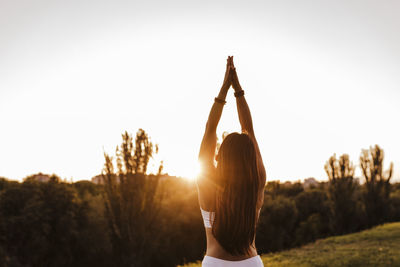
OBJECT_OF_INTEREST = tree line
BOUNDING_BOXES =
[0,129,399,267]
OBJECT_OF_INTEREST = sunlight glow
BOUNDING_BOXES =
[0,1,399,182]
[182,160,202,181]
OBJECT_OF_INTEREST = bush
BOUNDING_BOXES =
[294,189,331,243]
[256,195,298,252]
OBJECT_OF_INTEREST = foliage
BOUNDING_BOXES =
[265,181,304,198]
[325,154,360,234]
[155,177,206,266]
[294,189,331,244]
[0,175,399,267]
[0,177,111,267]
[101,129,163,266]
[389,188,400,222]
[360,145,393,226]
[256,196,298,252]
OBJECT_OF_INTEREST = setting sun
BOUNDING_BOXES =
[1,0,399,182]
[180,160,202,181]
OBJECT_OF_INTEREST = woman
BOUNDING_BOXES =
[197,56,266,267]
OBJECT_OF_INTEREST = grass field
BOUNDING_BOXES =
[180,222,400,267]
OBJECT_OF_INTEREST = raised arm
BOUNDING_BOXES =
[197,56,232,209]
[230,58,266,184]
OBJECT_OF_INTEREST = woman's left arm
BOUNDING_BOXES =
[230,59,266,184]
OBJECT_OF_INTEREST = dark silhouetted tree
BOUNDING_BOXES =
[389,185,400,222]
[265,181,304,199]
[360,145,393,226]
[256,196,298,252]
[0,176,103,267]
[325,154,359,234]
[102,129,163,267]
[294,189,331,243]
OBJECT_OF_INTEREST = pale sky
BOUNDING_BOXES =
[0,0,399,182]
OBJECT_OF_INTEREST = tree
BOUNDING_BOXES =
[256,196,298,252]
[102,129,163,266]
[360,145,393,227]
[294,189,331,243]
[0,177,92,267]
[265,181,304,199]
[325,154,359,234]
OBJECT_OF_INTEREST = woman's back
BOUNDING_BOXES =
[200,208,260,261]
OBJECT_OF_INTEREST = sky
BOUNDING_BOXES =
[0,0,399,182]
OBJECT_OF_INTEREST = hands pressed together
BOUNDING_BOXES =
[221,56,242,92]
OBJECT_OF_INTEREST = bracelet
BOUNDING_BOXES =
[214,97,226,105]
[234,90,245,98]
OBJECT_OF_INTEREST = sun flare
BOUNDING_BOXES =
[181,160,202,181]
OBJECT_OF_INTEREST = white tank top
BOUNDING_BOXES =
[200,207,215,228]
[200,207,262,229]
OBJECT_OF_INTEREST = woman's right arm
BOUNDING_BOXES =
[197,57,232,210]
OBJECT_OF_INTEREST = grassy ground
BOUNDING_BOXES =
[180,222,400,267]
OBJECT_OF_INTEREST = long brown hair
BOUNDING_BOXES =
[212,132,262,255]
